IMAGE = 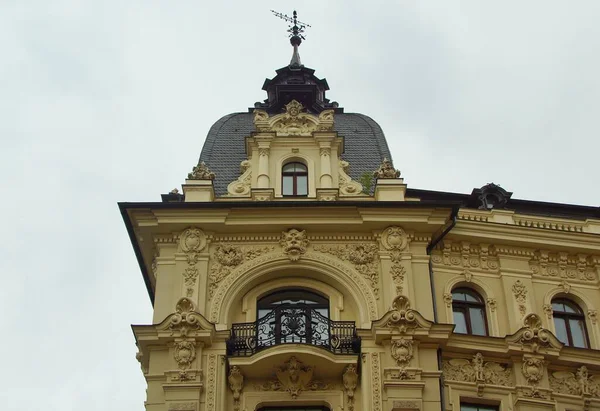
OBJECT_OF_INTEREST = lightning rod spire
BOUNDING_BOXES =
[270,10,311,68]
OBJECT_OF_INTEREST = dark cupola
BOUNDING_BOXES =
[254,11,342,114]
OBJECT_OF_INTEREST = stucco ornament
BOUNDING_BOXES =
[519,313,552,352]
[338,160,364,196]
[549,366,600,398]
[256,357,331,399]
[169,298,203,337]
[385,295,418,333]
[342,364,359,411]
[228,366,244,411]
[381,226,409,251]
[226,159,252,197]
[180,228,207,254]
[187,161,215,180]
[521,355,545,398]
[512,279,528,318]
[172,340,196,381]
[280,228,309,261]
[391,338,414,367]
[373,158,400,179]
[253,100,334,136]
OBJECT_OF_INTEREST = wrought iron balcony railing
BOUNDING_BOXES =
[226,304,361,356]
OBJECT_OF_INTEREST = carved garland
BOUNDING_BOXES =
[512,280,528,318]
[381,226,409,296]
[179,228,207,298]
[209,251,378,322]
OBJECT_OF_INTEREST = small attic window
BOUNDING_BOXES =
[282,162,308,197]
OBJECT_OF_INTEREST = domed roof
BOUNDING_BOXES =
[199,111,392,196]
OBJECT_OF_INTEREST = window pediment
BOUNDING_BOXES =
[254,100,334,137]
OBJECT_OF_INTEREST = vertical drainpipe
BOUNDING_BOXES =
[427,205,459,411]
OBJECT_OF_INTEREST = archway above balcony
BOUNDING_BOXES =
[210,252,378,328]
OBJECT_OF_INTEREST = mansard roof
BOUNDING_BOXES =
[198,111,392,196]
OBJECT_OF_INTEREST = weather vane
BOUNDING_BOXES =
[270,10,311,43]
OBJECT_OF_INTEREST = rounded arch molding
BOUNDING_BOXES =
[209,252,378,326]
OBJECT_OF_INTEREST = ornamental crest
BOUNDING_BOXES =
[385,295,417,332]
[280,228,309,261]
[256,356,332,399]
[373,158,400,179]
[187,161,215,180]
[253,100,334,136]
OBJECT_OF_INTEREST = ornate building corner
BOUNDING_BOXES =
[280,228,309,261]
[338,160,364,196]
[253,100,334,136]
[521,355,546,398]
[314,242,380,298]
[226,160,252,197]
[187,161,216,180]
[512,279,528,318]
[342,364,359,411]
[228,366,244,411]
[373,158,400,179]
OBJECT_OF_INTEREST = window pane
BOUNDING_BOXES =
[283,176,293,195]
[554,317,569,345]
[453,310,468,334]
[460,405,478,411]
[569,319,588,348]
[295,163,307,172]
[296,175,308,195]
[283,163,296,172]
[469,307,487,336]
[452,291,468,301]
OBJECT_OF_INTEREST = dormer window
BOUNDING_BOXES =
[282,162,308,196]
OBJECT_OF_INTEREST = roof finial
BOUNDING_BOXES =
[271,10,311,68]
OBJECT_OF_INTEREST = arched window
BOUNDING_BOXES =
[452,288,488,336]
[282,162,308,196]
[552,299,589,348]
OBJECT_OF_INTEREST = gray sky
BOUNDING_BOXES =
[1,1,599,410]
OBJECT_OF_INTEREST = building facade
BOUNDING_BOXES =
[121,37,600,411]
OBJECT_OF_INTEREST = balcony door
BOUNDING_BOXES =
[257,290,330,348]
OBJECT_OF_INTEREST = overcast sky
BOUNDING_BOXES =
[1,1,599,410]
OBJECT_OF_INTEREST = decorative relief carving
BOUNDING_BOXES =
[385,295,418,333]
[209,252,378,322]
[588,310,598,325]
[512,280,528,318]
[391,338,414,368]
[208,244,274,299]
[390,256,406,295]
[187,161,215,180]
[205,354,217,411]
[373,158,400,179]
[258,148,270,157]
[431,241,499,271]
[314,243,380,297]
[530,250,597,282]
[343,364,359,411]
[392,401,420,410]
[487,298,497,312]
[227,160,252,196]
[549,366,600,398]
[320,147,331,157]
[514,218,584,233]
[443,293,453,308]
[381,226,409,251]
[543,304,553,319]
[521,355,545,398]
[518,313,552,352]
[173,340,196,370]
[228,366,244,411]
[253,100,334,136]
[443,353,513,388]
[338,160,364,196]
[280,229,309,261]
[254,357,332,399]
[371,353,383,411]
[179,228,207,297]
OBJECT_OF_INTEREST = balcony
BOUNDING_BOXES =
[226,304,361,356]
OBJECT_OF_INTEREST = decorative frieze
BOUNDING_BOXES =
[529,250,597,282]
[431,241,499,271]
[314,243,380,297]
[549,366,600,398]
[514,218,584,233]
[443,353,513,389]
